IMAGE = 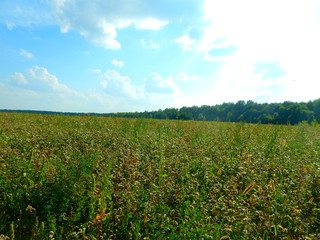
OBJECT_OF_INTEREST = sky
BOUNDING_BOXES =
[1,0,320,113]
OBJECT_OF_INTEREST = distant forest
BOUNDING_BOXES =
[105,99,320,125]
[1,99,320,125]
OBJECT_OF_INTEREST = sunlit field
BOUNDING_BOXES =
[0,113,319,239]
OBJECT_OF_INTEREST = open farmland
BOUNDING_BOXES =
[0,113,319,239]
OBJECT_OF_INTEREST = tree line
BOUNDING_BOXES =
[1,99,320,125]
[104,99,320,125]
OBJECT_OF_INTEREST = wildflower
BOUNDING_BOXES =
[25,205,35,213]
[49,231,54,239]
[93,209,106,223]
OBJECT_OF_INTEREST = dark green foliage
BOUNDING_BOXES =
[105,99,320,125]
[2,99,320,125]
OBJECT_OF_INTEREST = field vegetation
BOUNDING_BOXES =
[0,113,319,239]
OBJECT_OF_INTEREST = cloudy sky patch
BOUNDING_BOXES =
[0,0,319,113]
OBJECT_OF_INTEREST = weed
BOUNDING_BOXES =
[0,113,319,239]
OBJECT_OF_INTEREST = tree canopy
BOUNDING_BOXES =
[1,99,320,125]
[104,99,320,125]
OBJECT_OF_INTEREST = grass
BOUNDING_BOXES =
[0,112,319,239]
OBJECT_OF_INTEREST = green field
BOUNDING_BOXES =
[0,113,319,239]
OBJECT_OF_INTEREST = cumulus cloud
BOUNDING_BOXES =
[99,69,140,98]
[1,67,183,113]
[5,66,77,95]
[95,69,181,100]
[10,72,28,85]
[112,59,124,68]
[141,73,182,110]
[2,0,206,50]
[27,66,75,93]
[144,73,180,95]
[9,66,76,94]
[51,0,170,49]
[49,0,207,49]
[91,69,182,109]
[3,68,131,113]
[19,49,34,58]
[0,66,89,112]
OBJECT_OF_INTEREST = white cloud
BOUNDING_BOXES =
[134,19,169,30]
[91,69,182,110]
[2,64,186,112]
[144,73,179,94]
[141,39,159,49]
[0,67,88,112]
[142,73,182,110]
[198,0,320,103]
[27,66,75,93]
[0,84,90,113]
[49,0,207,50]
[95,69,181,100]
[99,69,140,98]
[51,0,170,49]
[175,33,195,51]
[10,72,28,85]
[112,59,124,68]
[1,67,186,112]
[209,58,267,102]
[6,66,75,94]
[19,49,34,58]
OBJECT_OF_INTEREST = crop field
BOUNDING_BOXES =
[0,112,319,239]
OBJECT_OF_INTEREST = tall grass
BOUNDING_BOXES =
[0,113,319,239]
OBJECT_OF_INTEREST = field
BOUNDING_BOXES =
[0,113,319,239]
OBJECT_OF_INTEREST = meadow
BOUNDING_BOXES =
[0,112,319,239]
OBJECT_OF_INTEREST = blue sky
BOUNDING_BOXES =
[1,0,320,113]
